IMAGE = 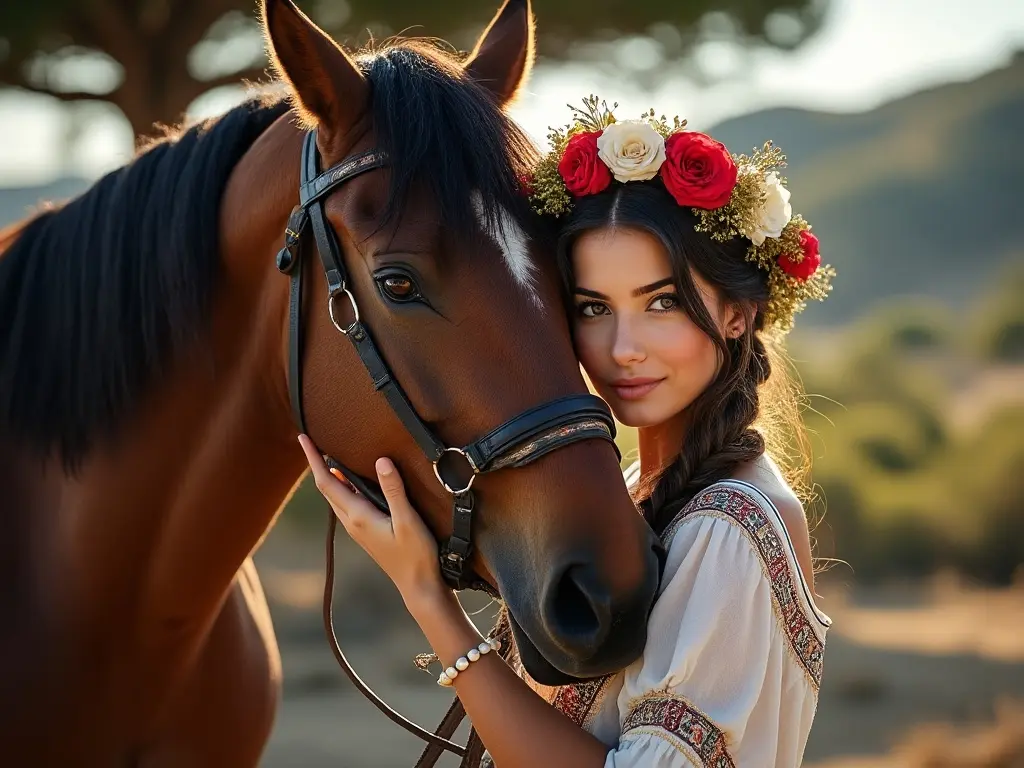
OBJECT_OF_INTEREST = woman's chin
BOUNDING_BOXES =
[607,400,671,429]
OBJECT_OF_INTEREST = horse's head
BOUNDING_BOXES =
[260,0,662,683]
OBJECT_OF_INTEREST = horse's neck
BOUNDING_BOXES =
[64,310,302,626]
[64,120,308,638]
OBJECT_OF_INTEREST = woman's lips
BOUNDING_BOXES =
[610,378,663,401]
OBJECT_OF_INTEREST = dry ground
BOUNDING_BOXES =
[255,528,1024,768]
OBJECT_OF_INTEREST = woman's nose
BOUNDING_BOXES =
[611,317,645,367]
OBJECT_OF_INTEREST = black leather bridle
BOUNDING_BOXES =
[275,131,620,761]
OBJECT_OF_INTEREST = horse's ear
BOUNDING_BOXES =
[464,0,536,105]
[262,0,369,146]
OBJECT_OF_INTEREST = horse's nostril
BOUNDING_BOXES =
[544,564,611,655]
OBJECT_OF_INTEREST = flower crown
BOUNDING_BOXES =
[526,96,835,333]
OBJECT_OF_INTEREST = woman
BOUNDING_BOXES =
[298,98,835,767]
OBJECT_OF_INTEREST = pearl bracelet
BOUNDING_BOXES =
[437,638,502,687]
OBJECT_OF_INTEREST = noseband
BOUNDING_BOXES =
[276,131,619,761]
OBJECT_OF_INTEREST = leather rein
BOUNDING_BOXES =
[276,131,618,762]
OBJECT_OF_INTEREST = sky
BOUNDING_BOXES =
[1,0,1022,187]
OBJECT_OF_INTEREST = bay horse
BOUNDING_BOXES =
[0,0,662,764]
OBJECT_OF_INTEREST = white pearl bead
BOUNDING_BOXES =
[467,648,481,662]
[455,657,470,671]
[489,638,502,651]
[438,672,452,687]
[445,666,458,680]
[478,642,491,655]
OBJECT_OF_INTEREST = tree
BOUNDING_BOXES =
[0,0,820,139]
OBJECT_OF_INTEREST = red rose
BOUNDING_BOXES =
[517,173,535,197]
[557,131,612,197]
[659,132,738,208]
[779,230,822,281]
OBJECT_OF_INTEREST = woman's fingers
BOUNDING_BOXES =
[375,458,407,523]
[297,434,335,496]
[298,435,377,530]
[375,458,434,542]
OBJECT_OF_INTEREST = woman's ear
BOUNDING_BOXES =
[722,301,750,339]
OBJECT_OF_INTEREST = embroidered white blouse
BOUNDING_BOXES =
[513,470,831,767]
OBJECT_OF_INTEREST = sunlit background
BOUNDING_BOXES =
[3,0,1023,765]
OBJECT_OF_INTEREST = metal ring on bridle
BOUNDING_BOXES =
[328,287,360,334]
[432,447,479,495]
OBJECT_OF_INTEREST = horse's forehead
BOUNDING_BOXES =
[470,192,540,307]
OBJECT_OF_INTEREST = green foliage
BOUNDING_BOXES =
[973,262,1024,364]
[0,0,820,135]
[803,281,1024,584]
[320,0,821,55]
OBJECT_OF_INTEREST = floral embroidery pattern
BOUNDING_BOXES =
[553,675,613,729]
[622,692,735,767]
[666,486,826,688]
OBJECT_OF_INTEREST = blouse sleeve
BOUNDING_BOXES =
[603,510,805,768]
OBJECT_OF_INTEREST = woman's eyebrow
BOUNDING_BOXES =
[631,277,674,297]
[575,277,674,300]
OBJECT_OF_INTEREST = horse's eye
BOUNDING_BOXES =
[377,274,419,303]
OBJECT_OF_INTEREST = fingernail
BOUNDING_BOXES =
[375,458,393,476]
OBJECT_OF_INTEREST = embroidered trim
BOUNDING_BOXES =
[512,646,613,731]
[663,486,826,689]
[553,675,613,730]
[621,692,735,767]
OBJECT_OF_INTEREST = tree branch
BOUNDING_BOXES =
[0,48,31,89]
[87,0,146,65]
[12,80,116,102]
[165,0,247,64]
[196,65,269,91]
[172,63,268,107]
[65,10,105,50]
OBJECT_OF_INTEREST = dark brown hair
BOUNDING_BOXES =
[556,181,811,535]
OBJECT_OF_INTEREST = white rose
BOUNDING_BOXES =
[745,171,792,245]
[596,120,666,183]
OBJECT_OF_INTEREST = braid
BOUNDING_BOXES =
[643,331,773,536]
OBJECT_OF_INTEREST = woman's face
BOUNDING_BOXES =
[571,227,742,428]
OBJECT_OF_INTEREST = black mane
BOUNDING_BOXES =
[0,98,288,468]
[357,41,538,236]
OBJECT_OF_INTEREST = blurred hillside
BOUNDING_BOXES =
[794,263,1024,584]
[3,52,1022,329]
[710,50,1024,326]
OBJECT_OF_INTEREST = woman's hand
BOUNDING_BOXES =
[298,440,610,768]
[297,434,449,607]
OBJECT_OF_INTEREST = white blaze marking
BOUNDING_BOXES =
[471,192,540,307]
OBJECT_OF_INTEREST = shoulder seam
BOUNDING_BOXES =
[661,486,828,690]
[663,481,830,629]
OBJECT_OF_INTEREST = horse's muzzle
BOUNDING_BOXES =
[502,523,665,685]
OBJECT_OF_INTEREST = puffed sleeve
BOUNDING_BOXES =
[603,500,825,768]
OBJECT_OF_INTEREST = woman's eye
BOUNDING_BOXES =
[378,274,419,302]
[649,294,679,312]
[578,302,609,318]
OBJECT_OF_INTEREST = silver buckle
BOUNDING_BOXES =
[432,447,479,495]
[328,287,360,334]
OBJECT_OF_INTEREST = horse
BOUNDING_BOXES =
[0,0,663,764]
